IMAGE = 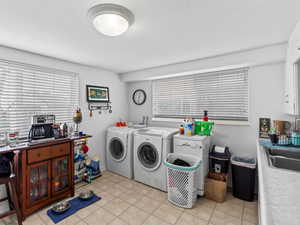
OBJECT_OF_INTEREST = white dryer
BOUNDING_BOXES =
[173,134,211,196]
[133,127,178,192]
[106,127,137,179]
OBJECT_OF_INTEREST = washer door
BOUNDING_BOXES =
[137,142,161,171]
[109,137,126,162]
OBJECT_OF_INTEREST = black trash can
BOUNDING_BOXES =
[209,145,231,173]
[231,156,256,202]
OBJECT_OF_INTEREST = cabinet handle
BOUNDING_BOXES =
[37,153,41,157]
[59,149,64,152]
[180,143,191,147]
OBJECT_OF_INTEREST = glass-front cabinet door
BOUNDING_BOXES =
[27,161,51,206]
[52,156,70,195]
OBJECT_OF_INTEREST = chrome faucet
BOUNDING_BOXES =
[142,116,149,127]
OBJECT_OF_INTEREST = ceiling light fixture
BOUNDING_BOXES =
[87,3,134,37]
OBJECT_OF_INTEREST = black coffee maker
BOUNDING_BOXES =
[28,115,55,142]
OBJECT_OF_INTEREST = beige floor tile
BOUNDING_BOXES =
[184,201,214,221]
[199,198,217,209]
[103,198,130,216]
[75,221,88,225]
[135,196,162,213]
[242,209,258,225]
[94,181,116,192]
[242,221,256,225]
[244,201,258,210]
[119,189,143,205]
[210,210,242,225]
[95,191,115,207]
[153,203,183,224]
[0,219,5,225]
[2,214,16,224]
[225,194,244,207]
[82,183,102,194]
[20,173,253,225]
[105,186,128,197]
[215,202,243,219]
[109,218,129,225]
[119,206,150,225]
[38,207,56,225]
[23,214,45,225]
[75,203,99,219]
[83,207,115,225]
[175,213,208,225]
[131,184,152,195]
[142,215,171,225]
[105,175,125,184]
[147,189,168,202]
[101,171,115,178]
[57,215,81,225]
[119,180,137,190]
[243,207,258,217]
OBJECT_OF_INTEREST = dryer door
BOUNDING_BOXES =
[137,141,161,172]
[109,137,127,162]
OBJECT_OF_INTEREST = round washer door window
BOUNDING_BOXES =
[109,138,126,161]
[137,143,160,170]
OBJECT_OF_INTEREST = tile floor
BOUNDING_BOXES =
[0,171,258,225]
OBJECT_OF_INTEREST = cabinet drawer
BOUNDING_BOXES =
[51,143,70,158]
[27,147,52,164]
[174,139,204,159]
[27,143,70,164]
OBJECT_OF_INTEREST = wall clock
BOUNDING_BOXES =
[132,89,146,105]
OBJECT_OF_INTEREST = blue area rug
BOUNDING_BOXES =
[47,195,101,224]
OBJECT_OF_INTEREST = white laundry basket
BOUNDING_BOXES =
[163,153,201,208]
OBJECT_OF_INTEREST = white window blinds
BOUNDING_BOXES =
[152,68,249,121]
[0,59,80,137]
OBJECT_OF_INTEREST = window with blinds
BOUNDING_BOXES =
[0,59,80,137]
[152,68,249,121]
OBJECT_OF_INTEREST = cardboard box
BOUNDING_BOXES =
[204,172,228,203]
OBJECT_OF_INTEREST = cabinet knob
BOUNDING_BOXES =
[60,149,63,152]
[37,153,41,157]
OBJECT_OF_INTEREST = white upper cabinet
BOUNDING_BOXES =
[285,21,300,115]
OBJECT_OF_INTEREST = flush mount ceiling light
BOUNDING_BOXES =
[87,3,134,37]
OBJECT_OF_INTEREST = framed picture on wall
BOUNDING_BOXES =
[86,85,110,102]
[259,117,271,138]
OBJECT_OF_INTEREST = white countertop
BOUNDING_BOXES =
[257,142,300,225]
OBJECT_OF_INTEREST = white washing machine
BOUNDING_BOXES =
[133,127,178,192]
[106,127,137,179]
[173,134,211,196]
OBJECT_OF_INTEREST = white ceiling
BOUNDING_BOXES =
[0,0,300,73]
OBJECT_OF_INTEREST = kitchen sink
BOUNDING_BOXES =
[269,155,300,172]
[268,148,300,159]
[266,148,300,172]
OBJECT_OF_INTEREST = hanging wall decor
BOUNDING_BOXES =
[86,85,112,116]
[86,85,109,102]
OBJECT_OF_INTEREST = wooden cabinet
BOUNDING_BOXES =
[27,161,51,206]
[52,156,71,195]
[21,141,74,219]
[285,20,300,115]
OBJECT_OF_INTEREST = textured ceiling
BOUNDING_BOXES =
[0,0,300,73]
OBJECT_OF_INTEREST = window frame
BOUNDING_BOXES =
[0,59,80,138]
[151,67,250,125]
